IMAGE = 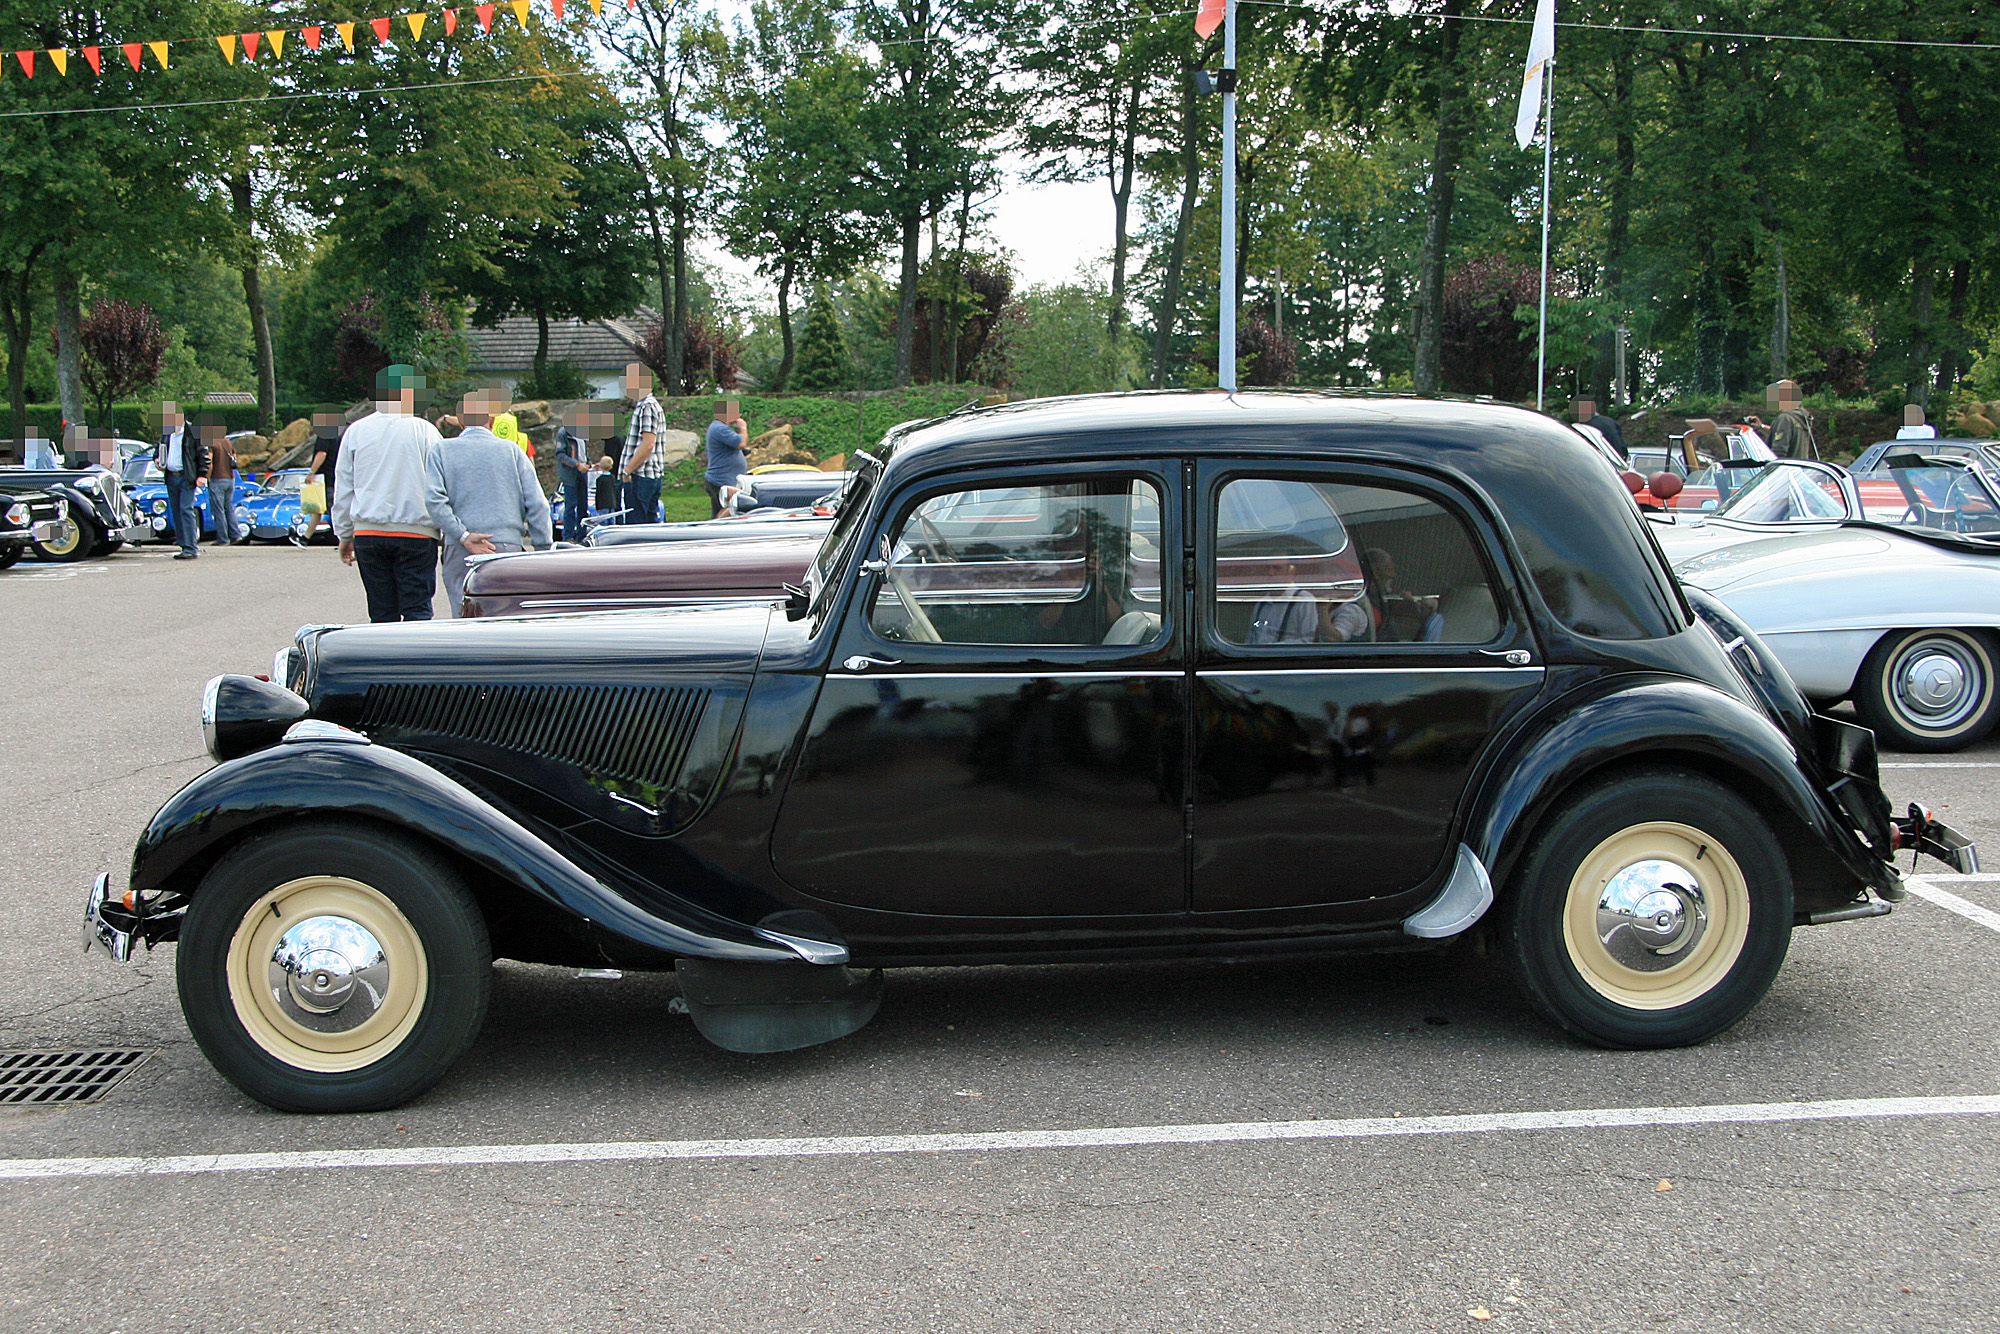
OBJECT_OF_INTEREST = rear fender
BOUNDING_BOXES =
[131,740,808,965]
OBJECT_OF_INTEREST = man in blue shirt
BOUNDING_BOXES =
[704,399,749,518]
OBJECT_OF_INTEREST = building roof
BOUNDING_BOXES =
[467,307,658,374]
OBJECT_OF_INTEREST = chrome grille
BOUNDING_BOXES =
[358,683,711,791]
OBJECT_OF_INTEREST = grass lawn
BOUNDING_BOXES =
[661,486,714,522]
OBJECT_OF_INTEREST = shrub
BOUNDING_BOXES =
[513,361,596,401]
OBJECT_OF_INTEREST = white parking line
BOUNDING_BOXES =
[1904,878,2000,935]
[1879,761,2000,768]
[5,1095,1998,1182]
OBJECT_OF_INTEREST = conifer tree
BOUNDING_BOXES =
[794,288,851,392]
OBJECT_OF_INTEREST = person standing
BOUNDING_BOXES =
[426,389,554,614]
[333,365,444,622]
[554,408,595,542]
[1745,380,1818,460]
[157,401,209,561]
[301,412,343,544]
[704,398,749,518]
[204,416,243,545]
[618,363,665,524]
[1572,397,1628,461]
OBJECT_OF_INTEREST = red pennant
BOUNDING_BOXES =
[370,17,391,42]
[445,9,458,34]
[122,41,141,70]
[477,4,495,31]
[15,50,32,77]
[303,25,322,49]
[552,0,565,16]
[242,31,260,59]
[82,45,100,74]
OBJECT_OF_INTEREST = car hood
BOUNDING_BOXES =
[467,533,819,596]
[1673,525,1969,592]
[1650,517,1843,563]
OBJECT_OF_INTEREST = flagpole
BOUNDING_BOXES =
[1218,0,1238,393]
[1536,57,1553,412]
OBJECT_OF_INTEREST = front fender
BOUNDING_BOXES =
[1467,678,1883,896]
[131,740,802,965]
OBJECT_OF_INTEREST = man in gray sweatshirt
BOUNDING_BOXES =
[335,365,444,622]
[427,389,554,615]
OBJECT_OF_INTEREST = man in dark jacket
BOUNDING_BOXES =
[157,401,210,560]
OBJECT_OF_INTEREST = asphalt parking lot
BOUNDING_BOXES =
[4,543,1999,1333]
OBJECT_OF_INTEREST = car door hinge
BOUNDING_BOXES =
[1183,554,1197,588]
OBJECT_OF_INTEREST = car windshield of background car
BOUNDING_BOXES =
[1711,464,1848,524]
[808,469,877,610]
[1852,464,2000,536]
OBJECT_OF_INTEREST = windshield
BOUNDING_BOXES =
[263,471,304,494]
[1851,463,2000,536]
[1711,464,1848,524]
[807,467,877,610]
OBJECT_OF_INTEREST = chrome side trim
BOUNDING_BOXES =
[827,669,1185,680]
[1402,845,1494,939]
[1201,666,1547,677]
[752,928,851,966]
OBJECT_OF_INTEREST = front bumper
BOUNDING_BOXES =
[83,873,183,962]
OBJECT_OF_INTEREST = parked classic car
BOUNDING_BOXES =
[585,514,835,549]
[1675,455,2000,751]
[123,455,260,544]
[0,484,67,568]
[461,531,819,617]
[1850,437,2000,474]
[0,463,149,560]
[237,468,333,544]
[725,467,851,515]
[85,392,1973,1113]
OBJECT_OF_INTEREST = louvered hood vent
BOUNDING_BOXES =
[359,682,711,792]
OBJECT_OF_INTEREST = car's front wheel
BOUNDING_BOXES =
[30,516,94,562]
[1853,627,2000,752]
[1501,769,1792,1049]
[177,823,491,1113]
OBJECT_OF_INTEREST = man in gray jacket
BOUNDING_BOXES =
[334,365,444,621]
[427,388,554,616]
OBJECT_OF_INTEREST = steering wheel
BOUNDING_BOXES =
[1944,476,1998,534]
[886,563,941,642]
[916,512,959,563]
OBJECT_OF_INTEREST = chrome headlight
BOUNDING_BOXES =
[270,647,298,691]
[75,474,99,490]
[151,498,166,514]
[201,673,311,763]
[4,502,25,526]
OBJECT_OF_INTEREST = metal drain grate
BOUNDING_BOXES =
[0,1050,149,1106]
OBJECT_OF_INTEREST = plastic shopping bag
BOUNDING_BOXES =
[299,477,327,515]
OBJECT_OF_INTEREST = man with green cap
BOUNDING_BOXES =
[332,364,445,621]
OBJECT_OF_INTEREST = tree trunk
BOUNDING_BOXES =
[774,256,796,393]
[893,212,919,387]
[52,260,85,436]
[228,172,277,434]
[1594,33,1635,407]
[1107,73,1139,351]
[1907,260,1934,409]
[1152,63,1202,389]
[1936,257,1971,396]
[670,189,689,395]
[619,130,675,378]
[1412,0,1465,397]
[534,309,550,380]
[0,244,43,449]
[1769,235,1789,383]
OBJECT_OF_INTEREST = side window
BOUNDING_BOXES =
[1213,478,1499,646]
[869,478,1164,647]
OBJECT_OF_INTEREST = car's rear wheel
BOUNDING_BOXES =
[30,516,94,562]
[1501,769,1792,1049]
[1853,627,2000,752]
[177,823,490,1113]
[0,544,20,569]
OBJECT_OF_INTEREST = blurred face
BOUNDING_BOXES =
[161,402,183,434]
[625,363,651,401]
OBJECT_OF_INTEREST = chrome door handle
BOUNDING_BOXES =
[1481,648,1533,666]
[842,655,902,672]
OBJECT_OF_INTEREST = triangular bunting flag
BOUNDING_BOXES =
[405,13,426,39]
[628,0,637,11]
[242,31,260,59]
[266,29,284,58]
[476,5,495,31]
[303,25,322,49]
[552,0,565,18]
[217,33,237,63]
[337,22,356,49]
[590,0,601,14]
[511,0,530,27]
[15,50,33,78]
[370,17,391,43]
[47,48,66,75]
[82,45,101,74]
[122,42,142,70]
[445,8,459,34]
[147,40,167,68]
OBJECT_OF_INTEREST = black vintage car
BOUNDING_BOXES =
[86,393,1974,1113]
[0,464,149,560]
[0,484,68,568]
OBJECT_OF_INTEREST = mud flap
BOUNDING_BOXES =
[674,958,884,1053]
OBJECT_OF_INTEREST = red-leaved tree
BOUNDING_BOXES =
[79,299,166,426]
[636,315,742,393]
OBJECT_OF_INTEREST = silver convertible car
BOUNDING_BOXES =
[1673,455,2000,750]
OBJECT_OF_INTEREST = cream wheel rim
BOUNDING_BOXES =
[225,876,429,1072]
[1561,821,1751,1010]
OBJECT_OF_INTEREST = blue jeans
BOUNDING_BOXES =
[164,470,200,555]
[208,479,238,544]
[352,535,439,622]
[625,475,660,524]
[560,470,587,542]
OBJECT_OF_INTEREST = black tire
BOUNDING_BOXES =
[30,516,95,562]
[1852,627,2000,752]
[97,539,124,555]
[1500,768,1792,1049]
[177,822,491,1113]
[0,544,20,569]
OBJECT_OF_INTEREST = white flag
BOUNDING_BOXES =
[1514,0,1556,150]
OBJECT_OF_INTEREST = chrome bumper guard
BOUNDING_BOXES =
[82,873,184,962]
[1893,804,1979,876]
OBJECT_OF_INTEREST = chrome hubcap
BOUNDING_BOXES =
[268,915,389,1034]
[1595,859,1709,972]
[1896,644,1977,725]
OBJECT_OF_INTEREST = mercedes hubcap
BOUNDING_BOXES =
[1897,646,1974,723]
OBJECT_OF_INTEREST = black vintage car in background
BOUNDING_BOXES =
[85,392,1974,1113]
[0,483,67,568]
[0,463,149,560]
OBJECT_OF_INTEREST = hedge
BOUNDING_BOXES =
[3,402,349,442]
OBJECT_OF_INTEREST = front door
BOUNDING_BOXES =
[772,464,1186,952]
[1189,462,1546,932]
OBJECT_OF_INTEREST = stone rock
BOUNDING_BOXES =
[510,400,553,429]
[1957,412,1995,438]
[656,428,700,467]
[747,423,819,469]
[271,417,314,455]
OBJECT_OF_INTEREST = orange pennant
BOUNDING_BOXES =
[147,40,167,68]
[552,0,565,17]
[405,12,426,39]
[303,25,322,49]
[82,45,100,74]
[15,50,32,78]
[122,41,141,70]
[510,0,530,26]
[266,29,284,58]
[217,33,237,63]
[445,8,458,34]
[46,48,66,75]
[590,0,601,13]
[337,21,356,49]
[242,31,260,59]
[476,4,495,31]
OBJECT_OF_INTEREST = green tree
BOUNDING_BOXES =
[793,286,852,391]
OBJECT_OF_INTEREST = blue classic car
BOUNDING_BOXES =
[239,468,333,544]
[123,456,258,544]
